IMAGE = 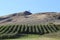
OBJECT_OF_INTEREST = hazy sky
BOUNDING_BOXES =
[0,0,60,16]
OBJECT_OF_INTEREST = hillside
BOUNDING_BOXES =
[0,11,60,40]
[0,11,60,25]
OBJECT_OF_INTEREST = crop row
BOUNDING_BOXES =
[0,24,60,39]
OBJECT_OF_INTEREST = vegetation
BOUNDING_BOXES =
[0,24,60,39]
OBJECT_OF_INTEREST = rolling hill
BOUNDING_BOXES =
[0,11,60,40]
[0,11,60,25]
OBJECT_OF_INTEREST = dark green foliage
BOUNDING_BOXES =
[0,24,60,39]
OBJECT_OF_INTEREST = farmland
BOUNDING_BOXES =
[0,24,60,40]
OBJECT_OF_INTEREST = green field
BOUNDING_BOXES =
[0,24,60,40]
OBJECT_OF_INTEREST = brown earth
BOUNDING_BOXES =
[0,11,60,25]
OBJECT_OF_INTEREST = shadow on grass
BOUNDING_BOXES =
[0,34,26,39]
[0,33,44,39]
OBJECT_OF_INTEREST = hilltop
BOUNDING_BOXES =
[0,11,60,40]
[0,11,60,25]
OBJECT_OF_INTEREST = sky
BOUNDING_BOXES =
[0,0,60,16]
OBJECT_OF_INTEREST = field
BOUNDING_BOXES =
[0,24,60,40]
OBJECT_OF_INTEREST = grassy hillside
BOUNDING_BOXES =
[0,24,60,40]
[0,12,60,40]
